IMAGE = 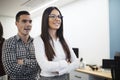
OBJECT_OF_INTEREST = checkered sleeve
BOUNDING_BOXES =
[2,39,29,76]
[23,58,39,74]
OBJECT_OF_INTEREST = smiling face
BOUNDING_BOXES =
[16,14,32,37]
[48,9,62,31]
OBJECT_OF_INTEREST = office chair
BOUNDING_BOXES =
[111,60,120,80]
[114,52,120,61]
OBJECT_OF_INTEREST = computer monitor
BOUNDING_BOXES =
[102,59,115,69]
[72,48,79,58]
[114,52,120,61]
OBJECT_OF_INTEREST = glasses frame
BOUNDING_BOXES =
[49,14,63,20]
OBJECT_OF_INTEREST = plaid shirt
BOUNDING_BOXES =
[2,35,40,80]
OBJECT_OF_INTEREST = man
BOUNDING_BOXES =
[2,11,40,80]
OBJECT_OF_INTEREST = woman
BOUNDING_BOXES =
[0,22,6,80]
[34,6,79,80]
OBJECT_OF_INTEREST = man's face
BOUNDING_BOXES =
[16,15,32,36]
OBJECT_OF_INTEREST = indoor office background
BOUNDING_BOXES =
[0,0,119,71]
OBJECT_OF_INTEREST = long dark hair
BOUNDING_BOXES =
[0,22,3,40]
[41,6,71,62]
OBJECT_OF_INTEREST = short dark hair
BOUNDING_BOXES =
[16,11,30,22]
[0,22,3,38]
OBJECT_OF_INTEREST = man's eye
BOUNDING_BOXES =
[22,20,32,23]
[22,20,27,23]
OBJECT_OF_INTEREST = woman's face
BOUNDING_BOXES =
[48,9,62,31]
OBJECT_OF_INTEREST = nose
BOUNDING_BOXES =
[27,21,32,25]
[25,22,32,28]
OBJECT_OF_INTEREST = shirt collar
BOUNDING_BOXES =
[15,34,33,43]
[53,38,59,42]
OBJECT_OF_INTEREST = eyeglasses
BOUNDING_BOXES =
[21,19,32,23]
[49,14,63,19]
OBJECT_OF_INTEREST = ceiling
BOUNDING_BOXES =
[0,0,77,17]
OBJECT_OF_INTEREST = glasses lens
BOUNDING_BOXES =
[49,15,56,18]
[58,15,63,19]
[49,14,63,19]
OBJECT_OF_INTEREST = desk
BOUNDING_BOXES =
[76,67,112,80]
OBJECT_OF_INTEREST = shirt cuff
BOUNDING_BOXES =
[58,67,69,75]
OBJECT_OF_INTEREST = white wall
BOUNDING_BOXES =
[0,16,17,39]
[61,0,110,65]
[0,0,109,66]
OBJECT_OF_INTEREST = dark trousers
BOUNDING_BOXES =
[40,74,69,80]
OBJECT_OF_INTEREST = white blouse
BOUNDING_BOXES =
[33,36,79,77]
